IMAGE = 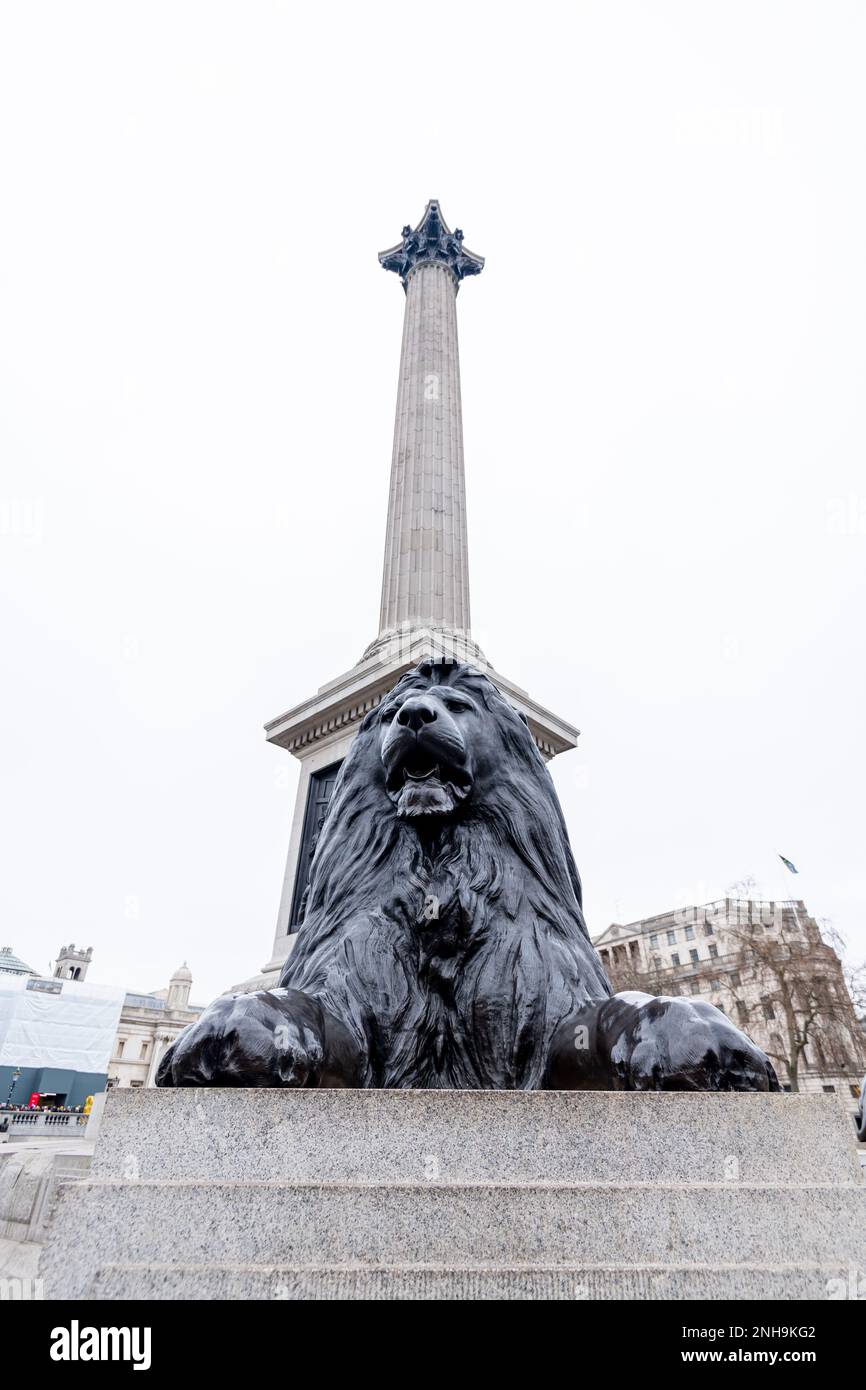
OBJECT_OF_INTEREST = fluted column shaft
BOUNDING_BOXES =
[378,262,471,637]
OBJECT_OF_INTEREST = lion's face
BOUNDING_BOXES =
[380,680,477,819]
[377,661,531,821]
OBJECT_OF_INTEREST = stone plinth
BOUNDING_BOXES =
[40,1089,865,1301]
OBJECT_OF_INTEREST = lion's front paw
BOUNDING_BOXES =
[156,988,326,1088]
[610,994,780,1092]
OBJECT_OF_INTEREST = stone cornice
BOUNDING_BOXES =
[265,631,579,762]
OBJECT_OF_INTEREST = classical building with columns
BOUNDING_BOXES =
[231,201,580,994]
[107,963,202,1090]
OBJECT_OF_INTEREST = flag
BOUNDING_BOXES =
[779,854,798,874]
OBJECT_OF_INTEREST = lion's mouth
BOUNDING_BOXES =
[383,745,471,818]
[385,752,468,793]
[402,756,441,782]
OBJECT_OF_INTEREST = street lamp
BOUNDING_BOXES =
[6,1067,22,1105]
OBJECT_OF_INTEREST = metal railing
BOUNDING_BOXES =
[1,1111,88,1133]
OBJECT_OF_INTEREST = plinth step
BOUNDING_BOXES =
[89,1089,863,1187]
[88,1261,858,1302]
[42,1178,866,1297]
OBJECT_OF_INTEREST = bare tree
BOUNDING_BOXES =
[603,947,674,999]
[722,906,863,1092]
[840,950,866,1028]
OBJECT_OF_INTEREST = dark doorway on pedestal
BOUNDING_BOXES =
[289,760,343,928]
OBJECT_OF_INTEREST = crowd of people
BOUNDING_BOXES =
[0,1099,90,1139]
[0,1100,88,1112]
[1,1101,88,1113]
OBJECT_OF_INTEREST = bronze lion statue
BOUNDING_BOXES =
[157,659,779,1091]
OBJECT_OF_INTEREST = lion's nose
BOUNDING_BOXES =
[396,696,438,732]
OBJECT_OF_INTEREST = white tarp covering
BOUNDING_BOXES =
[0,974,125,1073]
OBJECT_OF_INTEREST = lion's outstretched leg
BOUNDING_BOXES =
[156,987,365,1088]
[546,991,780,1092]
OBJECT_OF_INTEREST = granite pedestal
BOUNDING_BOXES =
[41,1089,865,1300]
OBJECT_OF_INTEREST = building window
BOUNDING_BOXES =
[671,952,680,966]
[649,934,659,947]
[730,970,740,986]
[684,926,695,941]
[689,949,699,963]
[703,922,714,936]
[652,955,662,969]
[666,930,676,945]
[140,1042,149,1061]
[690,981,700,995]
[116,1039,125,1058]
[710,978,720,991]
[822,1085,836,1094]
[709,943,718,959]
[762,1000,776,1021]
[130,1080,144,1089]
[736,1001,748,1023]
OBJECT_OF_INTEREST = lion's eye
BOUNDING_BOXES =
[380,707,397,723]
[443,696,473,714]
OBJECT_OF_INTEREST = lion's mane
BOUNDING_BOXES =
[280,660,611,1088]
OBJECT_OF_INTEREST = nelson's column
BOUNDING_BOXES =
[232,201,578,993]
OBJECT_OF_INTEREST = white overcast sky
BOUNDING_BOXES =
[1,3,864,1005]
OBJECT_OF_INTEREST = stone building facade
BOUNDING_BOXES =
[53,943,93,981]
[107,964,202,1090]
[593,899,865,1111]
